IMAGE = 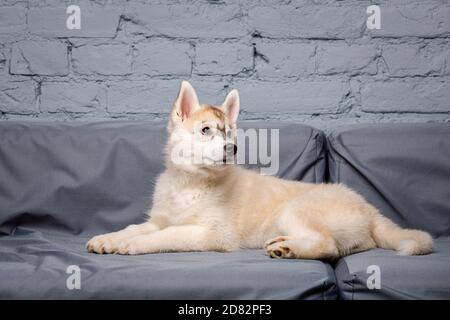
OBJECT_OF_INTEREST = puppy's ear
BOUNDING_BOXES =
[222,89,240,124]
[172,80,199,121]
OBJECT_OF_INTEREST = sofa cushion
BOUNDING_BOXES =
[0,120,331,299]
[0,229,337,299]
[335,237,450,299]
[327,123,450,237]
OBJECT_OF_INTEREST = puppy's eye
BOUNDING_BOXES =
[201,126,211,135]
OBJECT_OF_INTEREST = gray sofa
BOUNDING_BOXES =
[0,121,448,299]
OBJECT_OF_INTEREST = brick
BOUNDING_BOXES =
[186,79,228,106]
[317,44,377,75]
[133,40,192,76]
[231,80,350,114]
[382,44,445,76]
[28,6,121,38]
[0,5,26,34]
[255,42,315,78]
[40,82,106,113]
[361,80,450,113]
[107,80,227,114]
[445,49,450,75]
[124,4,247,38]
[248,6,365,39]
[369,4,450,38]
[10,41,68,76]
[195,43,253,75]
[0,49,5,68]
[0,80,38,114]
[72,44,131,75]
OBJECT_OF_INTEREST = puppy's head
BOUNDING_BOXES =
[166,81,240,173]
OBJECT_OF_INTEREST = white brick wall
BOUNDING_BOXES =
[0,0,448,128]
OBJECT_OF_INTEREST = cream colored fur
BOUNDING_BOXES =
[87,81,433,259]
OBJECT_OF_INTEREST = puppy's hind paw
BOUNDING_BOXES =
[264,235,293,249]
[266,242,294,259]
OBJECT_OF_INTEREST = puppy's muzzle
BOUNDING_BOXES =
[223,143,237,162]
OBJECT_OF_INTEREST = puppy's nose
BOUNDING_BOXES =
[224,143,237,156]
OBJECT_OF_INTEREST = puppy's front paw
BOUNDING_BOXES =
[117,237,147,255]
[86,233,121,254]
[266,241,294,259]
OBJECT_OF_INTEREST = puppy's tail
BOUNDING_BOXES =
[370,213,433,255]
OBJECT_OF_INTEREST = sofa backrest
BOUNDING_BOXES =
[0,121,325,236]
[327,124,450,237]
[3,120,447,238]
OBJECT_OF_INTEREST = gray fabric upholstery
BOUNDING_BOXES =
[0,229,336,299]
[2,121,448,299]
[0,121,325,237]
[335,237,450,300]
[328,124,450,299]
[0,120,332,299]
[328,123,450,237]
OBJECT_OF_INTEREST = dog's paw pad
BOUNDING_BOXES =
[266,242,292,259]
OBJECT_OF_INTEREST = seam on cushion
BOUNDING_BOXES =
[351,274,356,300]
[297,127,316,182]
[280,126,314,181]
[337,154,341,184]
[342,274,357,300]
[323,276,335,300]
[336,258,355,300]
[301,129,314,182]
[326,135,343,183]
[318,131,325,183]
[323,262,338,300]
[322,280,324,300]
[318,130,325,183]
[300,127,314,162]
[321,279,335,300]
[315,130,327,183]
[324,279,335,300]
[326,134,338,184]
[332,135,341,184]
[324,133,332,183]
[315,131,319,183]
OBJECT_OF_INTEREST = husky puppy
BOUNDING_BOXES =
[87,81,433,259]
